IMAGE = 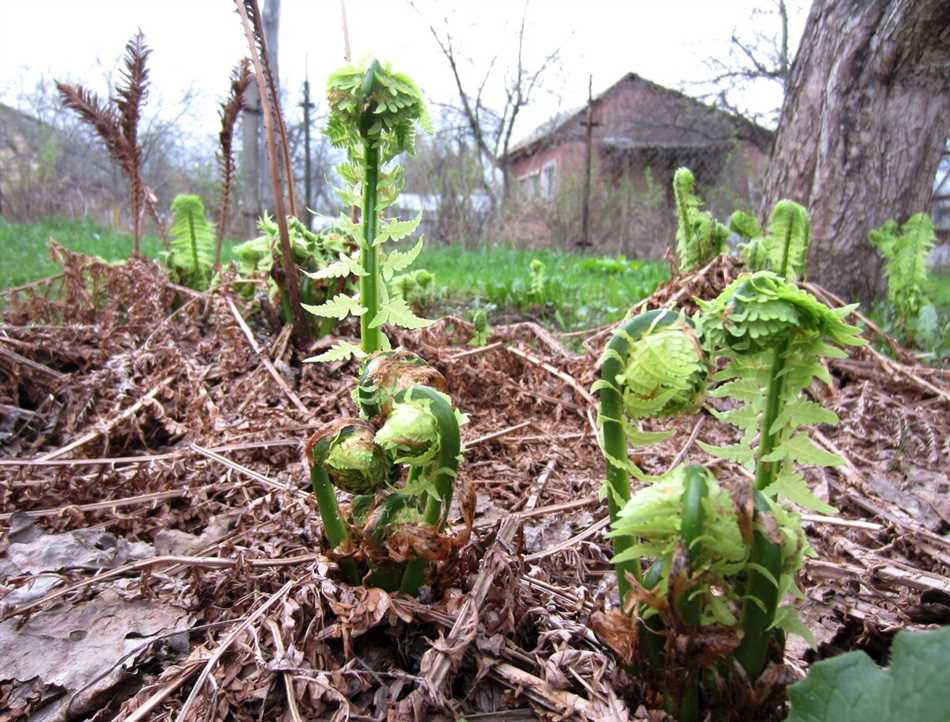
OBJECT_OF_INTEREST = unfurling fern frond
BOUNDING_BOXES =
[673,167,729,272]
[167,194,215,289]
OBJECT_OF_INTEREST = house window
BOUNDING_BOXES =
[541,161,556,199]
[518,171,541,199]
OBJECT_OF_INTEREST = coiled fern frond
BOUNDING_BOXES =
[673,167,729,272]
[167,194,215,289]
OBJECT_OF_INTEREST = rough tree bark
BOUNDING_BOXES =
[761,0,950,303]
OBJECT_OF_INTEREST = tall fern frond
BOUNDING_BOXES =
[765,200,810,281]
[869,213,935,338]
[56,31,152,256]
[673,167,728,272]
[237,0,296,216]
[168,194,215,289]
[216,58,252,265]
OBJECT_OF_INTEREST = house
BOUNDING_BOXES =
[498,72,773,256]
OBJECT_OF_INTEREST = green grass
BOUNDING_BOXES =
[1,219,670,332]
[0,217,238,290]
[417,244,669,331]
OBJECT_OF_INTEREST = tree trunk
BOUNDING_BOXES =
[761,0,950,303]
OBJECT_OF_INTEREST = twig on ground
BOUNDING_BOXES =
[517,457,557,513]
[505,346,595,405]
[227,297,311,416]
[174,580,295,722]
[524,515,610,562]
[395,513,524,716]
[1,554,320,622]
[266,618,304,722]
[0,343,69,381]
[36,375,174,460]
[0,437,299,467]
[668,414,706,470]
[448,341,504,361]
[465,421,533,448]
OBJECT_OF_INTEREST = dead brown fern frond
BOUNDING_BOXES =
[239,0,297,217]
[215,58,253,267]
[234,0,309,343]
[56,31,152,256]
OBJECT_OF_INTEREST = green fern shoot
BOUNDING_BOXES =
[166,194,214,289]
[673,167,729,272]
[869,212,937,343]
[305,59,433,363]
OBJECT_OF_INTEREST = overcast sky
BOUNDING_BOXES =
[1,1,808,148]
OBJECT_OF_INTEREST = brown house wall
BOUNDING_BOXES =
[503,75,771,256]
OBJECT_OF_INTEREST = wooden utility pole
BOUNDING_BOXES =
[300,67,314,217]
[579,75,599,248]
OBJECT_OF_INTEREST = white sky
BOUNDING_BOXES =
[1,1,808,148]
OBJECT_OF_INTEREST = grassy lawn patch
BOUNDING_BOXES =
[1,219,670,331]
[0,217,242,290]
[417,244,670,330]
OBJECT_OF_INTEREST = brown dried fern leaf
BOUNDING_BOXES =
[216,58,252,255]
[114,30,150,156]
[54,84,129,170]
[238,0,297,216]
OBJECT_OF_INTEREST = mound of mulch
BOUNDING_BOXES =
[0,246,947,721]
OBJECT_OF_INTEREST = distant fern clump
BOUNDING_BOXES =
[869,213,938,346]
[165,194,214,289]
[673,167,729,272]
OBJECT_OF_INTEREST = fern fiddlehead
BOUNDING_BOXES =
[594,309,707,601]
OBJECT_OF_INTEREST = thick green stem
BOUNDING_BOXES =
[399,385,461,595]
[310,464,348,550]
[359,138,381,354]
[738,339,791,680]
[598,309,680,603]
[735,494,783,679]
[676,464,707,722]
[754,338,790,491]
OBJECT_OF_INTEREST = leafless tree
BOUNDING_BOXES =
[693,0,799,146]
[409,1,563,210]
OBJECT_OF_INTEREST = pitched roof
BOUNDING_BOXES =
[499,72,772,163]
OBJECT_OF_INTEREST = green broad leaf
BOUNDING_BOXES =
[368,297,432,330]
[304,340,365,363]
[786,626,950,722]
[770,399,839,435]
[381,236,424,281]
[302,293,367,320]
[374,212,422,246]
[697,440,755,468]
[764,471,836,514]
[761,433,843,467]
